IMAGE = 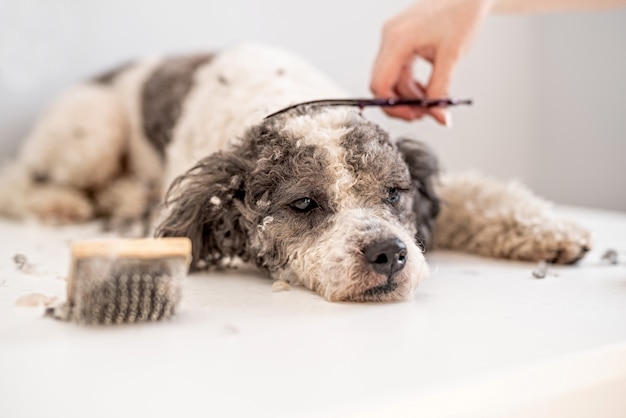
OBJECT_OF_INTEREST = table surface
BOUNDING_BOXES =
[1,206,625,418]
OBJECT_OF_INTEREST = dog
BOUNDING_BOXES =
[0,43,592,302]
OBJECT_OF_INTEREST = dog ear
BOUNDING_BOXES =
[155,151,253,271]
[396,138,440,250]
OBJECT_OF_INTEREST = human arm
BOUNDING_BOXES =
[494,0,626,13]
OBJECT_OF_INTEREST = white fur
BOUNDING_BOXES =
[20,84,127,189]
[435,172,591,263]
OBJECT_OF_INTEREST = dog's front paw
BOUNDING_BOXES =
[95,177,154,236]
[26,186,94,224]
[505,219,592,264]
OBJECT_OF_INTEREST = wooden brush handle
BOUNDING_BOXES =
[71,238,192,260]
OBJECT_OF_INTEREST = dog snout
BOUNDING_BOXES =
[363,237,408,276]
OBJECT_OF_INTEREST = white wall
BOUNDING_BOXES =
[1,0,624,210]
[531,10,626,211]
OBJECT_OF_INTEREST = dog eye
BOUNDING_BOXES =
[386,188,401,205]
[289,197,319,213]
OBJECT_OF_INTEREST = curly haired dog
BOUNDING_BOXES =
[0,44,591,302]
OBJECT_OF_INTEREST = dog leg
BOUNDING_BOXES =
[26,184,94,224]
[434,172,591,264]
[0,160,93,223]
[95,176,157,234]
[0,83,128,224]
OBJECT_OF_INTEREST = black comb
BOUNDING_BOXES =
[264,97,473,119]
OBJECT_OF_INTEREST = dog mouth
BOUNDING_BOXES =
[362,276,399,298]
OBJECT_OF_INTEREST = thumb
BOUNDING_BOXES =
[426,48,459,127]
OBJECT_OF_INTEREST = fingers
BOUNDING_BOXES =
[371,47,428,121]
[394,65,427,120]
[426,47,460,126]
[370,23,413,99]
[370,22,420,121]
[371,14,461,125]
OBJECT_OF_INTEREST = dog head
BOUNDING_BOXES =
[156,107,439,302]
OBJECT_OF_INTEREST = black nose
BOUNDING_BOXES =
[363,238,408,276]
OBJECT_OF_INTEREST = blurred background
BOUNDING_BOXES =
[1,0,624,210]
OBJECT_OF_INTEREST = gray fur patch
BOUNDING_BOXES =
[141,53,214,157]
[340,123,439,250]
[92,61,135,85]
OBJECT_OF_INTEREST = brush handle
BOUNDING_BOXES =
[71,238,192,259]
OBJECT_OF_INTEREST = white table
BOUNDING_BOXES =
[1,207,625,418]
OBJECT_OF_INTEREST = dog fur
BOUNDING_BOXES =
[0,43,592,302]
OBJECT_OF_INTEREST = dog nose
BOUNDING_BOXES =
[363,238,408,276]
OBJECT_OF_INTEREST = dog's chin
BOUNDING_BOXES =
[343,273,415,303]
[320,264,423,303]
[363,278,401,299]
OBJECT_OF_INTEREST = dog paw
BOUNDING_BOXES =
[26,186,94,224]
[95,177,153,234]
[505,220,592,264]
[101,216,150,237]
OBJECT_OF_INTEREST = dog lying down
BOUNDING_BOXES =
[0,44,591,302]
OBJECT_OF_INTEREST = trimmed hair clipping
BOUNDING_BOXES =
[264,97,473,119]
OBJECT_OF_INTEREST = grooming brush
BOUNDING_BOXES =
[46,238,192,325]
[264,97,473,119]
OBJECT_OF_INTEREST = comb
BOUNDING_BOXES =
[264,97,473,119]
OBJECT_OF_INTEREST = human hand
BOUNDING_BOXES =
[370,0,494,125]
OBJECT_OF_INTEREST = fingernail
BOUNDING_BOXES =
[444,111,452,128]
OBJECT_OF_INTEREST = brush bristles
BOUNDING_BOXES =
[47,238,191,325]
[67,258,186,324]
